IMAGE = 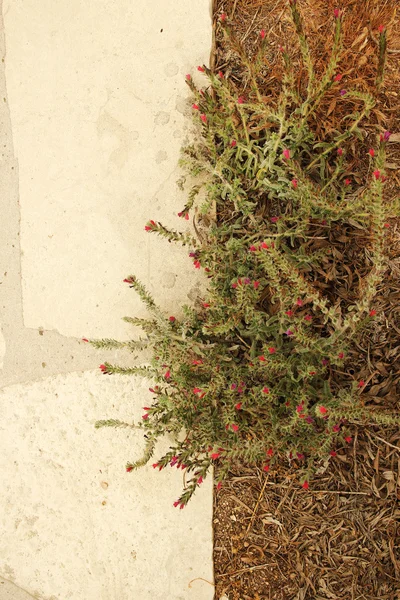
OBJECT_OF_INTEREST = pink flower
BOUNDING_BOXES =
[165,370,171,379]
[340,89,347,96]
[296,298,303,306]
[318,406,328,415]
[218,71,224,78]
[232,424,239,433]
[260,29,266,39]
[338,352,345,359]
[211,452,221,460]
[296,404,304,413]
[384,131,391,141]
[378,25,385,33]
[142,413,149,420]
[237,96,245,104]
[337,148,343,156]
[268,347,276,354]
[232,282,238,289]
[334,8,340,18]
[270,216,279,223]
[263,463,270,472]
[173,500,180,507]
[126,465,133,472]
[285,329,294,336]
[249,245,257,252]
[291,178,298,189]
[185,74,191,81]
[344,178,351,186]
[302,481,309,489]
[282,148,290,160]
[179,503,185,509]
[254,281,260,289]
[285,310,294,317]
[169,316,176,322]
[261,242,269,249]
[384,223,390,228]
[230,383,237,390]
[192,103,199,110]
[192,359,203,365]
[220,13,227,22]
[82,338,89,343]
[263,387,270,394]
[358,380,365,388]
[305,416,314,424]
[235,402,242,410]
[332,424,341,432]
[267,448,274,457]
[99,364,107,373]
[368,148,375,158]
[322,358,329,366]
[296,453,305,460]
[304,315,312,321]
[373,169,381,180]
[193,260,201,269]
[197,66,205,72]
[193,387,202,394]
[197,476,203,485]
[123,277,135,284]
[231,140,237,147]
[345,436,352,443]
[200,114,207,124]
[216,482,222,490]
[369,309,377,317]
[333,74,342,82]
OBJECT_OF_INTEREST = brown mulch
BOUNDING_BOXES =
[209,1,400,599]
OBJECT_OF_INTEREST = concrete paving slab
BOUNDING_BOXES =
[3,0,210,340]
[0,579,36,600]
[0,372,214,600]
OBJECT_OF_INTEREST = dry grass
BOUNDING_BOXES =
[209,1,400,598]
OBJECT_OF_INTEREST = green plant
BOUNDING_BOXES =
[90,2,399,507]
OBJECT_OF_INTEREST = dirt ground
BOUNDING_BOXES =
[209,1,400,598]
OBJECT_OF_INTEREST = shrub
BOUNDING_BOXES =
[91,2,399,507]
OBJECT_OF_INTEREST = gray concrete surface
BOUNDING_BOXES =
[0,1,214,598]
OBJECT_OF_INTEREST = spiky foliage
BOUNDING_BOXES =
[93,3,399,507]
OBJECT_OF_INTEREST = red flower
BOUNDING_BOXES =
[192,359,203,365]
[126,465,133,472]
[220,13,227,22]
[344,178,351,186]
[286,310,294,317]
[197,66,205,72]
[99,364,107,373]
[260,29,266,39]
[211,452,221,460]
[369,309,377,317]
[329,451,337,457]
[333,74,342,82]
[318,406,328,415]
[340,89,347,96]
[173,500,180,507]
[302,481,309,489]
[261,242,269,249]
[218,71,224,78]
[378,25,385,33]
[332,424,341,432]
[249,245,257,252]
[263,464,270,472]
[231,424,239,433]
[179,503,185,509]
[345,436,352,443]
[334,8,340,18]
[338,352,345,359]
[193,260,201,269]
[200,114,207,124]
[202,302,210,308]
[237,96,245,104]
[291,178,298,189]
[216,482,222,490]
[198,476,203,485]
[123,277,135,284]
[254,281,260,289]
[192,104,199,111]
[337,148,343,156]
[373,169,381,180]
[267,448,274,456]
[142,414,149,420]
[259,355,266,362]
[296,404,304,413]
[297,453,305,460]
[144,219,157,231]
[169,316,176,322]
[231,140,237,147]
[358,380,365,388]
[193,387,202,394]
[309,371,316,376]
[185,74,191,81]
[82,338,89,343]
[152,463,159,469]
[235,402,242,410]
[285,329,294,336]
[268,347,276,354]
[230,383,237,390]
[384,223,390,228]
[368,148,375,158]
[304,315,312,321]
[296,298,303,306]
[262,387,270,394]
[270,216,279,223]
[164,370,171,379]
[282,148,290,160]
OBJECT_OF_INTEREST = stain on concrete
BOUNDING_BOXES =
[164,62,179,77]
[154,110,170,126]
[155,149,168,163]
